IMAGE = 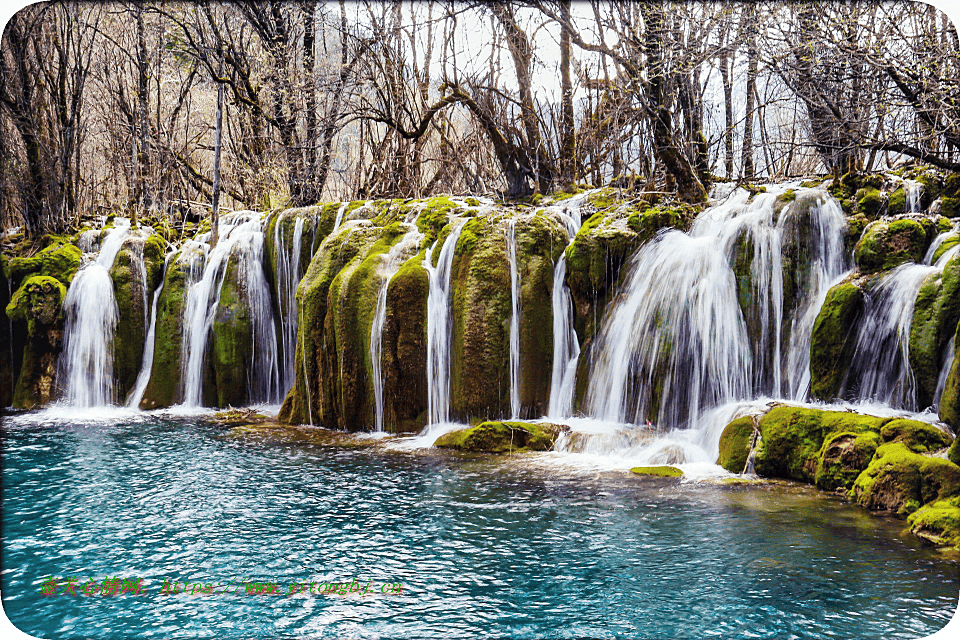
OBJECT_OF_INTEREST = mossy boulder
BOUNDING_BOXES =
[140,244,202,409]
[109,234,166,402]
[208,253,257,408]
[879,419,952,453]
[449,216,512,421]
[0,260,13,406]
[6,275,66,336]
[809,280,863,400]
[815,430,880,491]
[433,420,567,453]
[939,319,960,429]
[931,234,959,264]
[717,416,756,474]
[630,466,683,478]
[753,406,889,484]
[854,219,929,273]
[277,221,387,428]
[887,188,906,215]
[938,172,960,217]
[851,442,960,514]
[7,241,82,288]
[380,253,430,432]
[909,255,960,407]
[908,498,960,547]
[5,275,67,408]
[856,188,884,216]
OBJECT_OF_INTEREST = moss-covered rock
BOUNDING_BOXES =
[717,416,756,474]
[910,255,960,407]
[630,465,683,478]
[887,188,906,215]
[208,252,256,408]
[854,219,928,273]
[851,442,960,514]
[6,275,66,336]
[277,221,385,428]
[879,418,952,453]
[140,245,202,409]
[109,234,164,401]
[380,253,430,432]
[5,275,67,409]
[433,420,567,453]
[753,406,889,484]
[815,430,880,491]
[941,323,960,429]
[856,188,884,216]
[7,241,82,288]
[449,216,512,421]
[908,498,960,547]
[931,234,959,264]
[0,259,13,406]
[809,280,864,400]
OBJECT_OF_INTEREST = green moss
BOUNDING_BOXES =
[910,256,960,406]
[6,275,67,336]
[810,281,863,400]
[753,406,889,484]
[851,442,960,514]
[781,189,796,203]
[951,437,960,467]
[887,187,906,215]
[932,235,959,264]
[380,253,430,432]
[109,243,150,399]
[854,219,927,272]
[631,466,683,478]
[908,499,960,547]
[433,420,565,453]
[464,197,481,207]
[7,241,82,287]
[856,188,883,215]
[416,196,460,244]
[277,223,381,426]
[942,197,960,217]
[210,253,255,407]
[879,419,952,453]
[815,430,880,491]
[717,416,755,473]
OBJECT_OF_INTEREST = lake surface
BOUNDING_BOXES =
[1,411,957,639]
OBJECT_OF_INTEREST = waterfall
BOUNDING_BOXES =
[274,212,308,395]
[127,251,173,408]
[845,233,960,410]
[846,263,938,410]
[547,195,588,419]
[935,337,955,409]
[424,220,467,424]
[905,179,923,214]
[584,186,847,429]
[58,219,132,406]
[782,196,849,400]
[332,202,349,233]
[370,226,424,431]
[180,213,279,407]
[506,218,521,418]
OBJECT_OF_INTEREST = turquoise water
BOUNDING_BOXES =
[1,412,957,639]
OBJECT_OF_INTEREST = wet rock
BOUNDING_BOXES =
[433,420,567,453]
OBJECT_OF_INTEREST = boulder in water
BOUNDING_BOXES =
[434,420,567,453]
[717,416,756,474]
[854,219,930,273]
[851,442,960,515]
[810,280,864,400]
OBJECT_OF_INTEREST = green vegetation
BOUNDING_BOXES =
[434,420,566,453]
[630,466,683,478]
[851,442,960,514]
[717,416,755,473]
[809,281,862,400]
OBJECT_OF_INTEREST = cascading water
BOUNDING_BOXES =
[370,225,424,432]
[845,263,937,410]
[424,220,467,425]
[583,186,847,429]
[935,337,955,408]
[58,219,133,406]
[547,194,589,419]
[506,218,521,418]
[274,212,308,395]
[180,212,279,407]
[127,251,173,408]
[905,179,923,214]
[845,228,960,410]
[332,202,349,233]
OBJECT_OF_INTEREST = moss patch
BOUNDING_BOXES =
[879,419,952,453]
[433,420,567,453]
[854,219,928,273]
[631,465,683,478]
[908,499,960,547]
[809,281,863,400]
[717,416,756,473]
[7,241,82,287]
[851,442,960,514]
